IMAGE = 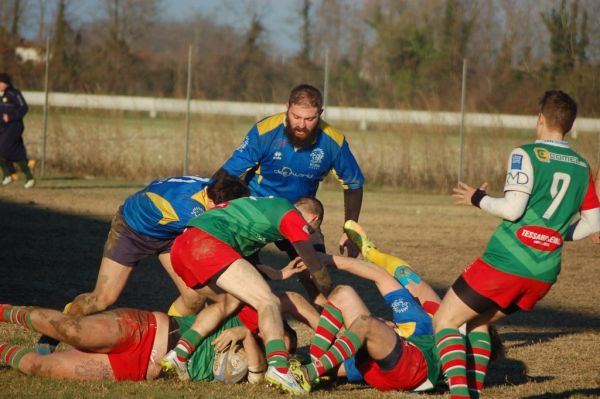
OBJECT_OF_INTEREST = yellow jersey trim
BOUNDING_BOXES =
[331,168,349,189]
[320,120,344,146]
[257,113,286,136]
[191,187,210,209]
[146,192,180,225]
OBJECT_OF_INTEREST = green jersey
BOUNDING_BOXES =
[482,141,593,283]
[407,334,443,389]
[187,196,310,256]
[173,315,243,382]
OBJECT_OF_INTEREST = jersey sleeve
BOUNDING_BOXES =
[278,209,310,243]
[330,139,364,190]
[581,169,600,211]
[503,147,533,194]
[221,126,262,177]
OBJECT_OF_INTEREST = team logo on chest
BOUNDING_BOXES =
[309,148,325,169]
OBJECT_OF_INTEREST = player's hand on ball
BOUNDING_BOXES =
[212,327,247,352]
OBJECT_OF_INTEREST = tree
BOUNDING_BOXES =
[541,0,589,81]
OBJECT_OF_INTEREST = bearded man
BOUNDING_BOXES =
[212,84,364,303]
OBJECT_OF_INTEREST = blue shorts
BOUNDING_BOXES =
[103,208,173,267]
[343,288,432,382]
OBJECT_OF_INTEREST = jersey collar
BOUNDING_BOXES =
[535,139,569,148]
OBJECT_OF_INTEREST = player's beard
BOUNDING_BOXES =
[285,117,320,149]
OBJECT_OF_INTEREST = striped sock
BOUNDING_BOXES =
[306,330,362,381]
[436,328,470,399]
[1,306,34,330]
[310,302,343,362]
[0,343,33,369]
[466,331,491,398]
[173,329,203,362]
[266,339,289,374]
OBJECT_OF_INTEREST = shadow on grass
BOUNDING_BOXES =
[522,388,600,398]
[2,197,599,331]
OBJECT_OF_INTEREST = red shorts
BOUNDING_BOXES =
[107,309,157,381]
[170,228,242,287]
[462,258,552,311]
[358,339,428,391]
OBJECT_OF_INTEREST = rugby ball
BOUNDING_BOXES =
[212,348,248,384]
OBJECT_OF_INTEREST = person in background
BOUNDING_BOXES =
[0,72,35,189]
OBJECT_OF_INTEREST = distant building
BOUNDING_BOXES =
[14,40,45,64]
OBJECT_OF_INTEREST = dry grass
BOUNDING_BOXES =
[1,183,599,398]
[22,109,600,192]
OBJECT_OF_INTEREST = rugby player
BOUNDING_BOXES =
[36,175,249,354]
[433,90,600,398]
[160,196,333,395]
[0,302,262,382]
[212,84,364,302]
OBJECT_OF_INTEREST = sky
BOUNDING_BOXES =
[22,0,303,55]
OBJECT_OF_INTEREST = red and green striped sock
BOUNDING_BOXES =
[0,343,33,369]
[0,306,34,330]
[266,339,289,374]
[436,328,470,399]
[466,331,491,398]
[310,302,343,362]
[173,329,203,362]
[306,330,362,381]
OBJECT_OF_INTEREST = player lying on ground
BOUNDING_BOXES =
[37,175,249,353]
[0,302,262,382]
[160,196,332,395]
[288,221,502,394]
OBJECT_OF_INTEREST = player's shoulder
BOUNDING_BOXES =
[256,113,286,136]
[319,119,345,147]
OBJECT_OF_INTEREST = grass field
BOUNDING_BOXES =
[1,181,599,398]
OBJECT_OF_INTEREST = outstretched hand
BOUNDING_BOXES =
[452,181,488,206]
[281,257,307,279]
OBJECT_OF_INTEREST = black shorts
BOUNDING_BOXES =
[103,208,174,267]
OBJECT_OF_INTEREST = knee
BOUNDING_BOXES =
[328,285,355,307]
[253,292,281,314]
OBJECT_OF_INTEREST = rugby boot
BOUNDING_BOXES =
[343,220,377,258]
[265,366,308,395]
[160,349,190,381]
[288,359,312,393]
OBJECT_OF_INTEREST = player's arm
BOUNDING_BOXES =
[243,330,266,383]
[331,140,365,257]
[454,148,532,221]
[215,126,262,179]
[255,258,305,281]
[566,170,600,241]
[592,166,600,244]
[278,209,333,295]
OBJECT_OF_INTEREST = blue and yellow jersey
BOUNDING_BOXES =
[122,176,212,239]
[221,113,364,203]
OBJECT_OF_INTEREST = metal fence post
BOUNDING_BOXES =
[183,45,192,176]
[323,47,329,120]
[458,58,468,185]
[41,36,50,177]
